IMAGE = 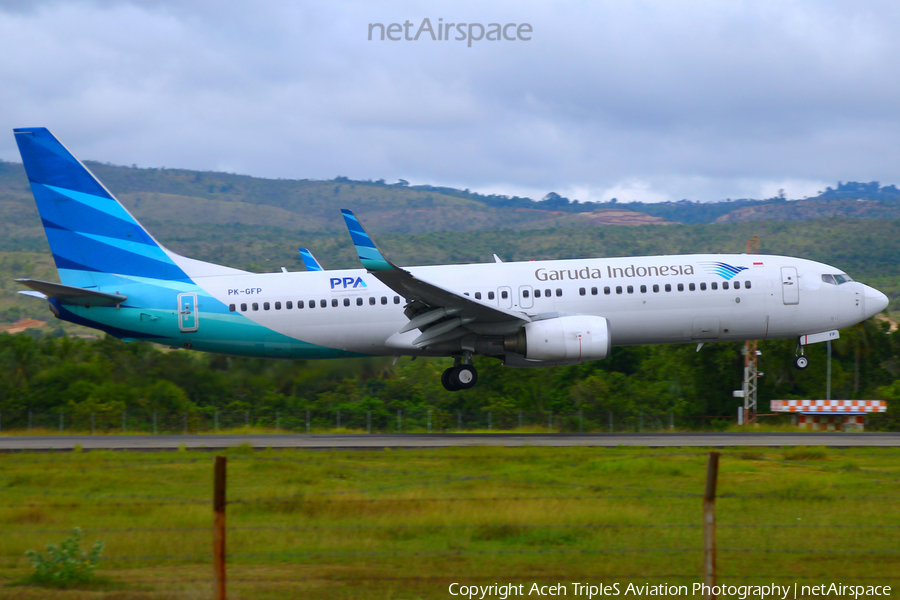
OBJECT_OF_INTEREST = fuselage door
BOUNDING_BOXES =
[519,285,534,309]
[177,292,199,332]
[781,267,799,305]
[498,286,513,308]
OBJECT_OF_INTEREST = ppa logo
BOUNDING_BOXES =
[330,277,367,290]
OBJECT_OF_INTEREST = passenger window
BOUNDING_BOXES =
[689,283,695,291]
[535,289,541,298]
[357,298,363,306]
[699,283,706,291]
[745,281,751,289]
[241,303,247,311]
[723,282,729,290]
[501,291,509,299]
[711,282,718,290]
[616,286,623,294]
[332,299,338,307]
[286,301,293,309]
[320,299,327,308]
[653,284,659,293]
[394,296,401,304]
[640,285,647,293]
[591,287,598,295]
[369,297,375,305]
[677,284,684,292]
[229,304,235,312]
[627,285,633,294]
[263,302,270,310]
[298,301,305,309]
[734,281,741,290]
[665,284,671,292]
[381,296,387,305]
[344,298,350,307]
[545,289,551,297]
[475,292,482,299]
[252,302,259,311]
[489,291,495,300]
[275,301,281,310]
[524,289,531,298]
[464,293,470,296]
[604,287,611,295]
[579,288,585,296]
[556,289,562,297]
[308,300,314,309]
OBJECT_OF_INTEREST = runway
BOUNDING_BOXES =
[0,432,898,451]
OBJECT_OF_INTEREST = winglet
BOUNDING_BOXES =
[340,209,394,272]
[298,248,323,271]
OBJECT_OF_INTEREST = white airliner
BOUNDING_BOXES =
[12,127,889,391]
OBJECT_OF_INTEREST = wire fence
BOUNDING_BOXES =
[0,408,785,434]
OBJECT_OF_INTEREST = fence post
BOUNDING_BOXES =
[215,410,219,433]
[548,410,552,431]
[488,411,492,431]
[244,410,249,428]
[397,409,401,433]
[28,410,33,432]
[703,451,720,600]
[639,412,644,432]
[579,409,583,433]
[306,409,310,434]
[670,411,674,432]
[367,410,371,434]
[153,411,157,435]
[458,411,461,432]
[183,413,188,435]
[60,411,64,433]
[518,410,522,429]
[609,411,613,433]
[122,409,126,434]
[90,412,95,435]
[428,410,432,433]
[276,411,279,431]
[337,409,341,430]
[213,455,227,600]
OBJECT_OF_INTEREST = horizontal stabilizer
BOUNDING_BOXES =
[15,279,127,307]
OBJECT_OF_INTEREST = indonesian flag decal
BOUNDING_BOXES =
[753,261,764,267]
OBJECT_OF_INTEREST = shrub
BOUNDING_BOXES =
[23,527,103,587]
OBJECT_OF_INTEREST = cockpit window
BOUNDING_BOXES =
[822,273,853,285]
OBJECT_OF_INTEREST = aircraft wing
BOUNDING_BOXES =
[341,209,529,347]
[298,248,323,271]
[15,279,127,307]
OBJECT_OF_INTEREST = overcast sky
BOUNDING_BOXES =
[2,0,899,203]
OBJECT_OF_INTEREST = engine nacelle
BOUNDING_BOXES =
[504,315,611,362]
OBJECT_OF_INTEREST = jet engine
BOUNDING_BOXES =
[503,315,611,362]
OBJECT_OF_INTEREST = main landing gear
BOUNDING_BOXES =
[441,357,478,392]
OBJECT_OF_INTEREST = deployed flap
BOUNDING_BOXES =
[340,209,530,326]
[15,279,127,307]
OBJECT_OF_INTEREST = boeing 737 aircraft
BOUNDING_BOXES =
[12,127,890,391]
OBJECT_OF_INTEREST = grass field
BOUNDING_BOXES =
[0,446,897,599]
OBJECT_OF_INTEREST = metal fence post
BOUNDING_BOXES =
[122,409,126,434]
[518,410,523,429]
[215,410,219,433]
[579,409,583,433]
[367,410,371,434]
[458,411,462,432]
[428,410,432,433]
[639,412,644,432]
[244,410,249,428]
[488,411,492,431]
[337,409,341,430]
[609,411,613,433]
[28,410,33,431]
[183,413,188,435]
[276,411,280,431]
[306,409,310,434]
[153,410,157,435]
[90,412,95,435]
[548,410,552,431]
[670,411,674,432]
[397,409,401,433]
[213,456,227,600]
[703,451,720,600]
[60,411,64,433]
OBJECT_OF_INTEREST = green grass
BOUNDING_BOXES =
[0,447,897,598]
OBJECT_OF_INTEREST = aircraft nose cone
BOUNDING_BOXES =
[865,286,889,317]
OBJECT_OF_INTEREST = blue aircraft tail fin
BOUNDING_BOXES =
[13,127,239,287]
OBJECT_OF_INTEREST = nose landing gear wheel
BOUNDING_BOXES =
[794,355,809,370]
